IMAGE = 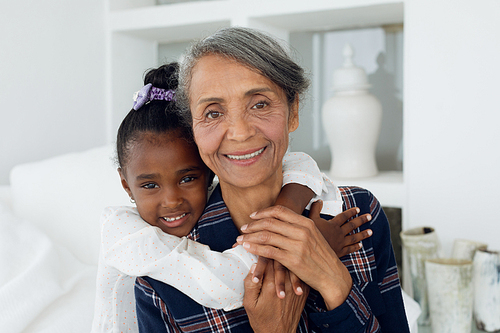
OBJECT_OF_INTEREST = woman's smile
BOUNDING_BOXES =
[225,147,265,161]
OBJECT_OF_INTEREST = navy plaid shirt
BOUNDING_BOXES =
[135,185,409,332]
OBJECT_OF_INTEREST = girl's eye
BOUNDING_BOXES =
[142,183,158,189]
[180,176,196,184]
[206,110,221,119]
[252,101,268,109]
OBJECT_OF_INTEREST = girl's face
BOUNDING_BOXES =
[189,55,299,189]
[119,131,210,237]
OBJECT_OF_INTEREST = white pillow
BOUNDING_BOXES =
[10,145,129,266]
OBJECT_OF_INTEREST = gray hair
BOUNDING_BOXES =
[177,27,310,122]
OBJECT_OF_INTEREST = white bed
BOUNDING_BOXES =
[0,145,420,332]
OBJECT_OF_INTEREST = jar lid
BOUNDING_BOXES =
[332,44,371,91]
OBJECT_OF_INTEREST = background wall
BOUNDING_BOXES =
[0,0,107,185]
[404,0,500,255]
[1,0,500,258]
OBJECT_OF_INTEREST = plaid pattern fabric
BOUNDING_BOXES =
[134,186,409,332]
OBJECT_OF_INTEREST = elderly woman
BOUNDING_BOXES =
[134,27,409,332]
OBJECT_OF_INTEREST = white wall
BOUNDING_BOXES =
[405,0,500,254]
[0,0,107,185]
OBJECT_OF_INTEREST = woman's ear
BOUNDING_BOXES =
[288,95,300,133]
[118,168,133,197]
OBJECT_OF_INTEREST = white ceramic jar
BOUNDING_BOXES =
[322,44,382,178]
[400,226,440,325]
[425,258,474,333]
[473,249,500,332]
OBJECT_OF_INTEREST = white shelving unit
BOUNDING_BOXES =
[334,171,404,209]
[107,0,406,220]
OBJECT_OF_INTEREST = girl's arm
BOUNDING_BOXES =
[249,152,372,297]
[280,152,373,257]
[102,152,370,311]
[100,206,256,311]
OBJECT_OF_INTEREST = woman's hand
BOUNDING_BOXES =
[249,201,369,299]
[243,261,309,333]
[237,205,353,310]
[310,201,373,258]
[251,257,305,299]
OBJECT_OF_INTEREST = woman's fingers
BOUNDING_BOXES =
[253,256,303,299]
[273,260,287,298]
[289,271,306,296]
[249,205,314,227]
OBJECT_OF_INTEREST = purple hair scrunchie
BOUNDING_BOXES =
[132,83,176,110]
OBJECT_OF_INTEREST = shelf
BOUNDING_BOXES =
[326,171,405,208]
[247,1,403,32]
[109,0,403,43]
[418,323,482,333]
[109,0,232,43]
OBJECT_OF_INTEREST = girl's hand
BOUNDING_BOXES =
[237,205,352,310]
[243,261,309,333]
[309,201,373,258]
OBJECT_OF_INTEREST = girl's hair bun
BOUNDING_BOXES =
[144,63,179,91]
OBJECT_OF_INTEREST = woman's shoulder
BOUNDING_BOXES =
[337,186,379,205]
[337,186,385,227]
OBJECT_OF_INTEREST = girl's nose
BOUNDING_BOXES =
[161,188,183,209]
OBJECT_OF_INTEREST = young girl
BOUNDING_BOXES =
[91,63,372,332]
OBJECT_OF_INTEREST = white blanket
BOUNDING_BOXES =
[0,202,97,333]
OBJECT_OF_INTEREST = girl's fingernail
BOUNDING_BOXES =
[367,214,372,221]
[249,211,257,218]
[356,208,360,214]
[241,224,247,231]
[236,235,243,243]
[296,287,303,294]
[243,242,250,249]
[279,291,286,298]
[250,263,256,274]
[252,276,259,283]
[367,229,373,236]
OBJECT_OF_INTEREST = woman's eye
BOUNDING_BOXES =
[180,176,196,184]
[142,183,158,189]
[206,111,221,119]
[252,101,268,109]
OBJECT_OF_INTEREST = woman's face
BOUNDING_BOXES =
[189,55,299,189]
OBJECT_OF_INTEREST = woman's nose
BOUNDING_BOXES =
[226,114,256,141]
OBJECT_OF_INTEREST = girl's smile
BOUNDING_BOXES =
[119,131,211,237]
[159,212,189,228]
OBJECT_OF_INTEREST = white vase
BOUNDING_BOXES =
[322,44,382,179]
[400,227,440,325]
[452,238,488,261]
[473,249,500,332]
[425,258,473,333]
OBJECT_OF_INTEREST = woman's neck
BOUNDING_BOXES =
[219,172,283,232]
